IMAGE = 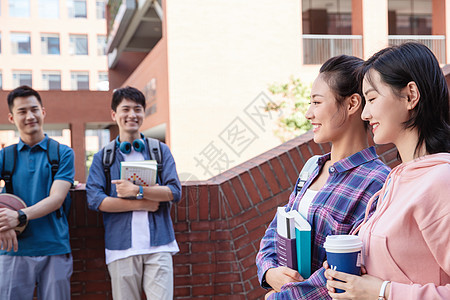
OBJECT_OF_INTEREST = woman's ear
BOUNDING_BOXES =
[405,81,420,110]
[347,93,362,115]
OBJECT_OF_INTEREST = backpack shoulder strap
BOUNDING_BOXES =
[102,140,116,195]
[146,137,162,182]
[295,155,320,196]
[46,138,60,182]
[1,144,18,194]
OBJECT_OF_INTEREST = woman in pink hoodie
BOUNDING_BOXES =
[324,42,450,299]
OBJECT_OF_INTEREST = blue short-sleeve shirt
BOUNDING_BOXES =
[0,134,75,256]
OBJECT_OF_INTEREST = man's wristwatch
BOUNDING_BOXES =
[136,185,144,199]
[17,210,27,227]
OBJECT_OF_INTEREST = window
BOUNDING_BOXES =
[39,0,59,19]
[96,0,106,19]
[97,35,106,55]
[9,0,30,17]
[388,0,432,35]
[13,71,32,88]
[97,71,108,91]
[302,0,352,34]
[71,72,89,90]
[42,71,61,90]
[11,33,31,54]
[69,34,88,55]
[68,0,87,18]
[41,34,60,55]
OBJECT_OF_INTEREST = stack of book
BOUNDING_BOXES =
[276,207,312,278]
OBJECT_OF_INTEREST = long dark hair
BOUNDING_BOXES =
[361,42,450,154]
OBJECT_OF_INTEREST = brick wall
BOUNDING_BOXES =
[68,131,399,299]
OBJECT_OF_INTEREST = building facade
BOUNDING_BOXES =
[106,0,450,180]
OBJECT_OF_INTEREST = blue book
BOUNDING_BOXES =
[292,211,311,278]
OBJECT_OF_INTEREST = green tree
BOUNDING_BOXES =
[267,76,312,142]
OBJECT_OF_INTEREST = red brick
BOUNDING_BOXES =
[192,285,215,296]
[210,230,231,241]
[243,210,274,232]
[186,185,198,221]
[174,253,209,264]
[191,221,213,231]
[209,184,220,219]
[230,177,251,210]
[175,274,211,286]
[174,286,191,297]
[213,273,241,283]
[236,243,255,259]
[192,263,218,274]
[299,144,313,161]
[279,153,297,185]
[241,254,258,269]
[220,181,242,215]
[176,231,209,243]
[230,225,247,239]
[268,158,290,190]
[288,148,305,174]
[191,242,216,253]
[214,284,232,294]
[232,283,244,293]
[240,172,261,205]
[198,185,209,220]
[214,251,236,263]
[321,142,332,153]
[72,270,105,281]
[260,162,281,195]
[229,208,258,227]
[247,286,266,300]
[174,222,188,232]
[176,197,187,222]
[249,167,271,200]
[308,140,323,155]
[256,196,279,214]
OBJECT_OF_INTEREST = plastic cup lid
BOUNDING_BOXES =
[323,235,363,251]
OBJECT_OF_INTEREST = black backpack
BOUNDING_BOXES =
[1,138,71,218]
[102,137,163,195]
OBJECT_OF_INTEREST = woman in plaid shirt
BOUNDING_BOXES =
[256,55,390,300]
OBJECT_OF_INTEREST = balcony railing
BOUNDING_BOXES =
[388,35,446,64]
[303,34,363,65]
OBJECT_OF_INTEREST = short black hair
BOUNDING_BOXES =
[7,85,43,113]
[362,42,450,155]
[111,86,146,112]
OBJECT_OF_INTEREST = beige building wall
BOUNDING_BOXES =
[164,0,305,180]
[0,0,107,91]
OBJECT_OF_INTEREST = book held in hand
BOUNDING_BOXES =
[276,207,312,278]
[120,160,158,186]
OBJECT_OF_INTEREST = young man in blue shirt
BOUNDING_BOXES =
[86,86,181,300]
[0,86,75,300]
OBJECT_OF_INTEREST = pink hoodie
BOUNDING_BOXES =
[358,153,450,300]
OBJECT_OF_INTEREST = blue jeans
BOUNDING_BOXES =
[0,254,73,300]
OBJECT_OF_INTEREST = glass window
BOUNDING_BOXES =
[302,0,352,34]
[69,34,88,55]
[9,0,30,17]
[41,34,60,55]
[39,0,59,19]
[11,33,31,54]
[68,0,87,18]
[96,0,106,19]
[13,71,32,88]
[71,71,89,90]
[42,71,61,90]
[97,71,108,91]
[388,0,432,35]
[97,35,106,55]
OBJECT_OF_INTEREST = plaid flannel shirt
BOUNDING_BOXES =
[256,146,390,299]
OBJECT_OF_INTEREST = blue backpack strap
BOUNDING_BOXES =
[1,144,18,194]
[146,138,162,183]
[102,140,116,195]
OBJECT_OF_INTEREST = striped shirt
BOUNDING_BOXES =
[256,146,390,299]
